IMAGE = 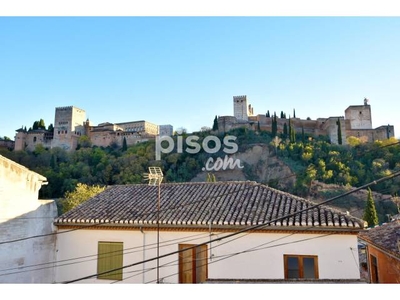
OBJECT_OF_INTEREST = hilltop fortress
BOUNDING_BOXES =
[217,95,394,144]
[14,106,173,152]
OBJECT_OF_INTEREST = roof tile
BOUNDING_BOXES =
[55,181,364,230]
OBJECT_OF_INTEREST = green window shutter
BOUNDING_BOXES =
[97,242,123,281]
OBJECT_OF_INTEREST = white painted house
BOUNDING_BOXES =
[54,181,366,284]
[0,155,58,283]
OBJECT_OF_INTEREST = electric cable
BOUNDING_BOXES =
[61,171,400,283]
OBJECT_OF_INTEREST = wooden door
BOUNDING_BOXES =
[179,244,208,283]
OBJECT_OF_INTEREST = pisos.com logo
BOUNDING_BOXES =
[155,135,244,171]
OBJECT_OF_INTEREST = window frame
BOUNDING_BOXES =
[283,254,319,280]
[97,241,124,281]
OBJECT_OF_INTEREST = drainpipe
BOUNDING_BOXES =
[209,208,213,261]
[140,227,145,283]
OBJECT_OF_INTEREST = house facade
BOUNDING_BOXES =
[359,220,400,283]
[54,181,366,284]
[0,155,58,283]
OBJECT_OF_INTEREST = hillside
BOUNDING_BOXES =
[190,143,398,223]
[1,128,399,223]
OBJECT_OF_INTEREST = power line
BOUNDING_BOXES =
[0,231,210,277]
[120,204,369,284]
[62,171,400,283]
[2,140,398,280]
[0,184,256,246]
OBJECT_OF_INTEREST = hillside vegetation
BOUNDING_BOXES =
[1,128,399,222]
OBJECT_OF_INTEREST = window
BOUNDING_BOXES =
[284,255,319,279]
[97,242,123,281]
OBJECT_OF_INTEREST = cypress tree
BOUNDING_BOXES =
[283,123,288,138]
[289,117,296,143]
[363,188,379,227]
[337,118,342,145]
[272,113,277,137]
[266,110,270,118]
[293,109,296,118]
[122,137,128,151]
[212,115,219,131]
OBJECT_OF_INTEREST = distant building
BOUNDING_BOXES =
[159,124,173,137]
[0,138,14,151]
[51,106,86,151]
[14,106,170,152]
[218,96,394,145]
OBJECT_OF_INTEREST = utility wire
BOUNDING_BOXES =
[0,184,256,246]
[0,231,210,276]
[3,140,398,279]
[120,204,369,284]
[62,170,400,283]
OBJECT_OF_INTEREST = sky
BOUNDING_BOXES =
[1,3,400,141]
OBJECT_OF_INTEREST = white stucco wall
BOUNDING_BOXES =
[54,228,360,284]
[0,155,58,283]
[0,200,58,283]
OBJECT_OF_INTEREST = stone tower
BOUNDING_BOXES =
[51,106,86,151]
[233,95,253,121]
[345,98,372,130]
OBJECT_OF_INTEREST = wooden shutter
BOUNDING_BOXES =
[97,242,123,281]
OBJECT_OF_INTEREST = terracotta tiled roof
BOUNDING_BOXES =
[54,181,365,231]
[358,220,400,259]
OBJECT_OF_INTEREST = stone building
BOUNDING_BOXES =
[51,106,87,151]
[14,106,172,152]
[0,138,14,151]
[218,96,394,145]
[159,124,174,137]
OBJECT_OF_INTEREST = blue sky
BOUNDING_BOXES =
[1,15,400,139]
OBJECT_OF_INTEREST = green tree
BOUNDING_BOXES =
[293,109,296,118]
[266,110,270,118]
[337,118,342,145]
[39,119,46,129]
[283,123,288,138]
[212,115,219,131]
[77,135,92,149]
[122,137,128,151]
[270,136,282,155]
[32,121,39,130]
[60,183,106,214]
[272,113,278,137]
[48,124,54,132]
[363,188,379,227]
[289,117,296,143]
